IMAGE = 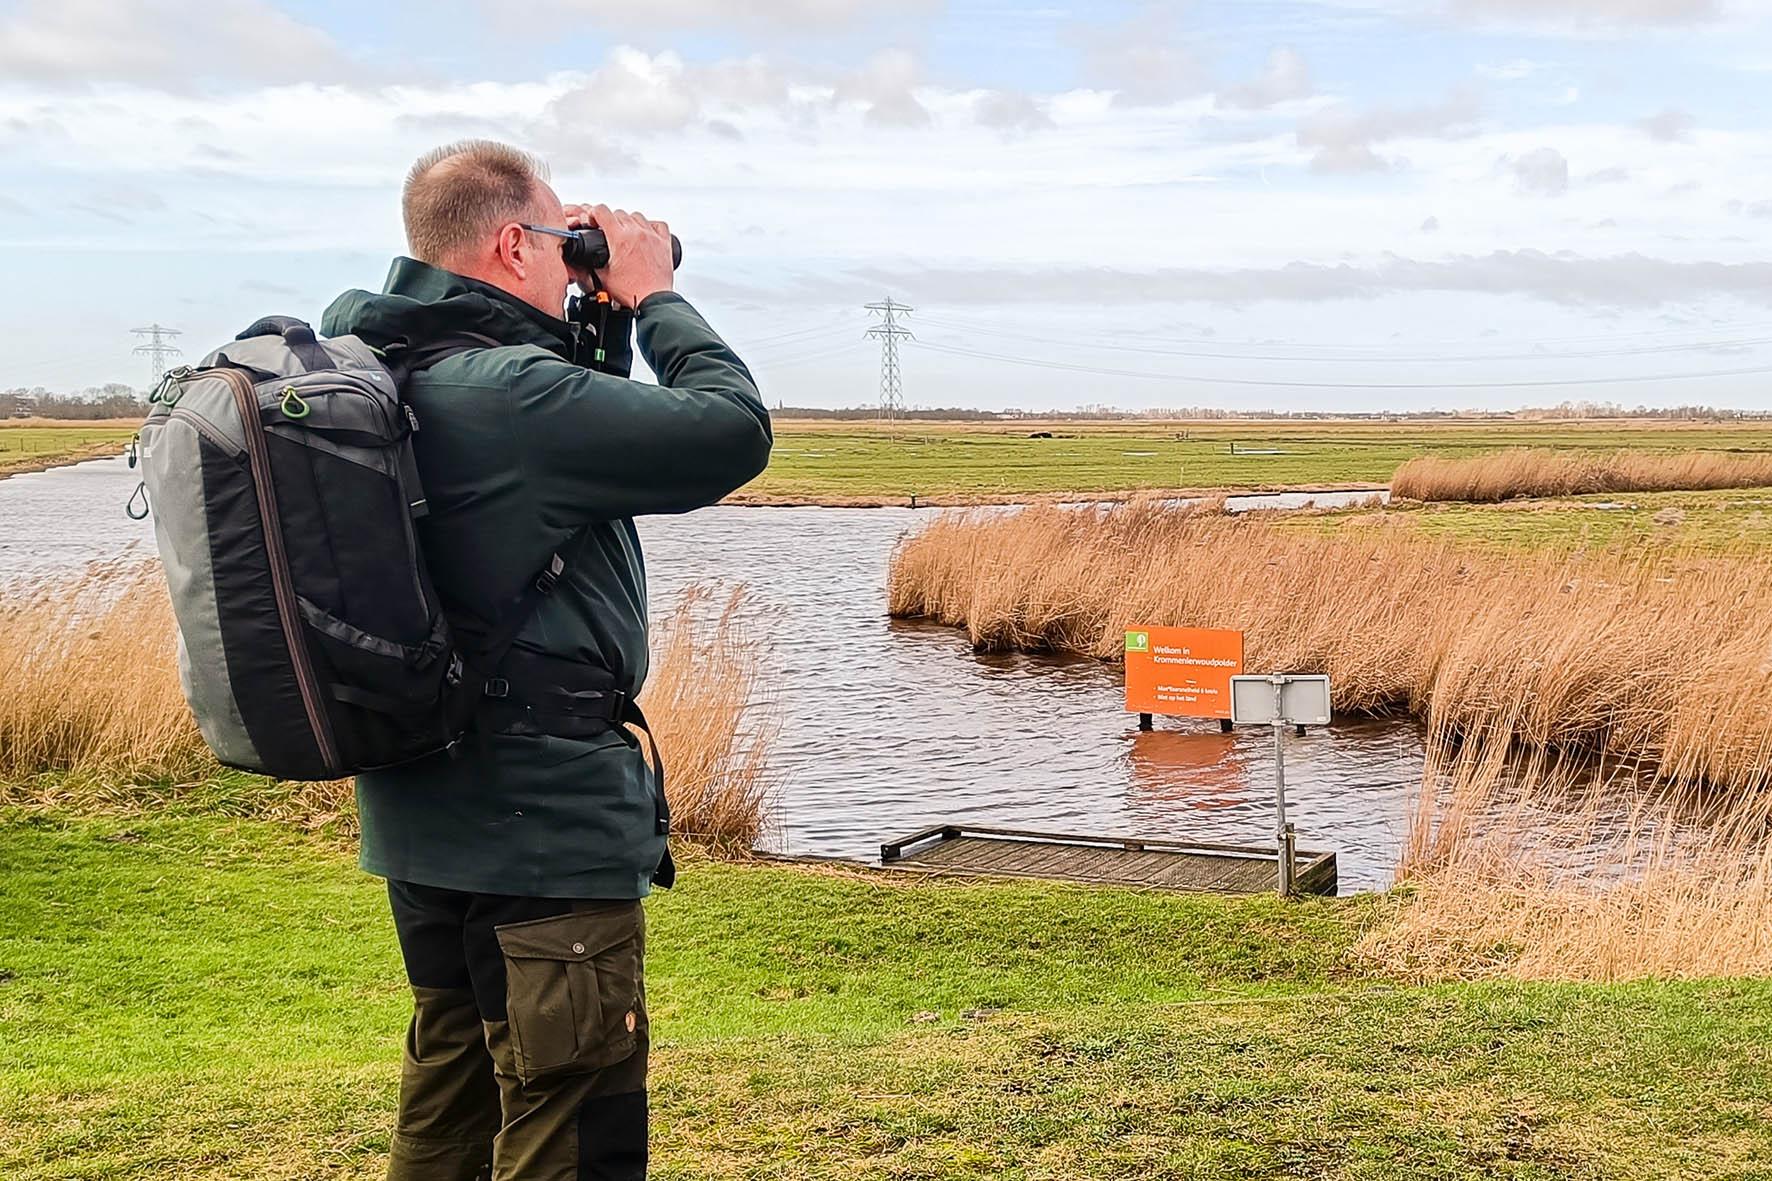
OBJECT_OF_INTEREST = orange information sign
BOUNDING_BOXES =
[1124,626,1245,720]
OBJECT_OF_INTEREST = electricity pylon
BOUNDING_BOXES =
[864,298,913,428]
[131,324,184,381]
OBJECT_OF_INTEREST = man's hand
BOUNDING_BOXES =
[564,203,675,310]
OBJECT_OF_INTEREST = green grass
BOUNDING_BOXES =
[0,425,135,477]
[5,807,1772,1179]
[1280,486,1772,553]
[743,421,1772,502]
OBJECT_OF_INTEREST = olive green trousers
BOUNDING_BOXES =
[385,882,649,1181]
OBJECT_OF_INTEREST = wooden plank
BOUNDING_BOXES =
[872,823,1338,897]
[1295,853,1338,896]
[1108,849,1181,884]
[1039,846,1124,879]
[908,838,1013,869]
[988,841,1064,874]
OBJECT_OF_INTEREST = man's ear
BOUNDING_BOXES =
[494,223,529,279]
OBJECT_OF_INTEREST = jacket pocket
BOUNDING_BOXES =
[495,905,644,1085]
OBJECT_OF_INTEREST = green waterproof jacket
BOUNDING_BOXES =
[321,258,772,898]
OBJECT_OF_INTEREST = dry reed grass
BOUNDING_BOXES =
[0,563,779,850]
[887,499,1772,795]
[1391,447,1772,502]
[1359,719,1772,981]
[636,584,779,853]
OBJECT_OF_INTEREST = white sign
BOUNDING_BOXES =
[1230,675,1332,727]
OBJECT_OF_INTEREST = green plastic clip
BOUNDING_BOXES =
[279,385,311,420]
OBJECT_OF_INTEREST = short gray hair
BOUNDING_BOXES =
[402,140,552,264]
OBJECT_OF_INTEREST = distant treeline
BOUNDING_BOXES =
[4,385,148,420]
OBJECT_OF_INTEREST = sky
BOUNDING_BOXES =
[2,0,1771,413]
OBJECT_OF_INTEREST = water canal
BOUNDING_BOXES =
[2,456,1422,890]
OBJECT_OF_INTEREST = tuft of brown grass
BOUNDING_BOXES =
[1391,447,1772,503]
[887,499,1772,794]
[1360,722,1772,981]
[0,563,779,851]
[638,584,780,854]
[0,560,211,784]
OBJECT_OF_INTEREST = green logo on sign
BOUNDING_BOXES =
[1125,630,1150,653]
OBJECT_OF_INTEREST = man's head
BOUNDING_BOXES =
[402,140,571,316]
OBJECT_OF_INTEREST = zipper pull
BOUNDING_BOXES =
[149,366,193,405]
[404,404,421,433]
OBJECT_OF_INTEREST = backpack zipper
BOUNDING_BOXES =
[212,366,341,773]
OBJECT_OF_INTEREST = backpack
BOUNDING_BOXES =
[135,315,590,781]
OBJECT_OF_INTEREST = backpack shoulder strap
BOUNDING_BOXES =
[474,526,599,685]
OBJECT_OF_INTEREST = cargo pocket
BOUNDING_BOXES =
[494,906,643,1085]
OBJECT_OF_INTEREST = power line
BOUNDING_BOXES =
[130,323,183,381]
[735,322,856,351]
[741,326,857,358]
[747,342,868,369]
[865,297,913,427]
[912,338,1772,391]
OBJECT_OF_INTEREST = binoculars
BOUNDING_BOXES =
[560,228,684,272]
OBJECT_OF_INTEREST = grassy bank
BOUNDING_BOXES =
[7,806,1772,1180]
[0,424,134,478]
[1279,487,1772,553]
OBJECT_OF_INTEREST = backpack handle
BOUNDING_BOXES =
[235,315,332,374]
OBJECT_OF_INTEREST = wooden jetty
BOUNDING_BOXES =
[876,824,1337,896]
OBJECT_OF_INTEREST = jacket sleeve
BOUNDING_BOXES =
[511,292,774,522]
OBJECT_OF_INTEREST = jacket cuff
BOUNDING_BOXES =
[636,291,687,315]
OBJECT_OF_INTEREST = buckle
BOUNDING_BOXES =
[484,677,510,699]
[610,689,629,719]
[534,553,565,594]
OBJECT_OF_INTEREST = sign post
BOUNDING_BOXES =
[1230,674,1331,897]
[1124,626,1245,732]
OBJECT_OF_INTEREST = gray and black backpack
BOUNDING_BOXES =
[135,316,583,781]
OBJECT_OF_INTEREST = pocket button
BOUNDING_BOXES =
[572,942,585,954]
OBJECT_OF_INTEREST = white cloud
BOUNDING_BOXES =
[535,49,796,166]
[1510,146,1570,196]
[1218,48,1313,111]
[1639,107,1698,142]
[741,251,1772,309]
[973,91,1054,133]
[832,50,931,128]
[493,0,936,29]
[0,0,360,86]
[1297,88,1482,173]
[1451,0,1723,26]
[1081,7,1211,107]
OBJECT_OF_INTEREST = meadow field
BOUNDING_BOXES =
[742,418,1772,504]
[0,422,136,478]
[10,416,1772,504]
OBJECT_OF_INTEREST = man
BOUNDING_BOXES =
[321,141,772,1180]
